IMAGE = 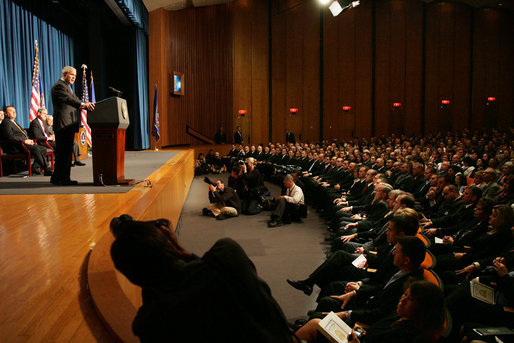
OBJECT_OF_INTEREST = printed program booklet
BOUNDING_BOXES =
[318,311,353,343]
[470,279,495,305]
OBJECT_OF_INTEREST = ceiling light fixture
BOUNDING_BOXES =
[329,1,360,17]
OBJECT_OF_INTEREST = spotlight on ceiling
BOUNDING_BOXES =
[319,0,332,4]
[329,1,343,16]
[329,0,360,17]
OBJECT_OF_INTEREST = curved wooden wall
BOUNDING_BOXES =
[88,150,194,342]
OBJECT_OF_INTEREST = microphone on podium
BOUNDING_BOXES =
[108,86,123,97]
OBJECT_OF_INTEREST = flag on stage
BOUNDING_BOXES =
[90,72,96,103]
[39,74,45,108]
[29,40,41,121]
[80,65,92,146]
[152,84,160,142]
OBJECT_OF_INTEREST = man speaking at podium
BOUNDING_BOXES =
[50,66,95,185]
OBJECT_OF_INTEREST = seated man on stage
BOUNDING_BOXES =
[0,105,53,176]
[29,107,55,149]
[202,179,241,220]
[268,174,305,227]
[109,215,294,343]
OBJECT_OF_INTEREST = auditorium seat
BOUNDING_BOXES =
[0,140,33,176]
[421,249,436,269]
[415,232,431,247]
[0,139,54,177]
[423,268,443,290]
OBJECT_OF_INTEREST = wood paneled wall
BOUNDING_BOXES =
[148,0,513,146]
[375,0,424,137]
[471,8,514,130]
[149,5,233,147]
[232,0,269,145]
[271,0,320,143]
[323,0,373,141]
[425,2,472,134]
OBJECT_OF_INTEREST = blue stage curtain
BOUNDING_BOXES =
[116,0,148,34]
[0,0,74,128]
[132,28,150,150]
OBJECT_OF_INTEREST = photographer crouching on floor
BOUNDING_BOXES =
[202,178,241,220]
[268,174,306,228]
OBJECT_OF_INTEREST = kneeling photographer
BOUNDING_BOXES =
[202,178,241,220]
[242,157,268,215]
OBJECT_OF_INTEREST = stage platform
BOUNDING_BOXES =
[0,148,194,342]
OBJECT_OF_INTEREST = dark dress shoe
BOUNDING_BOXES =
[202,208,214,216]
[43,169,53,176]
[31,166,42,175]
[286,279,313,295]
[74,161,86,166]
[216,214,227,220]
[293,319,309,331]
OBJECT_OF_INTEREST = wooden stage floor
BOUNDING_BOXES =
[0,149,194,342]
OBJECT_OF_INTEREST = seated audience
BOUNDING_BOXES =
[311,236,426,327]
[294,281,445,343]
[29,107,55,149]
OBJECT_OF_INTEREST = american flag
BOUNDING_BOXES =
[29,40,41,122]
[152,84,160,142]
[80,65,92,146]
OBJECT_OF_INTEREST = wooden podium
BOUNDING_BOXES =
[87,97,134,185]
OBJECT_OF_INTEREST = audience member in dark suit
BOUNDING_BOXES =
[234,125,243,144]
[285,129,296,144]
[214,126,226,144]
[50,66,94,185]
[0,105,52,175]
[482,167,502,200]
[0,109,4,124]
[445,251,514,342]
[286,208,420,295]
[393,162,414,192]
[435,204,513,285]
[429,197,493,257]
[28,107,55,149]
[312,236,426,326]
[421,184,469,238]
[295,281,445,343]
[109,216,294,343]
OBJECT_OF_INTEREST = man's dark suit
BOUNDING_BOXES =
[51,79,82,184]
[29,119,56,149]
[285,131,296,144]
[315,267,424,325]
[0,118,49,171]
[234,130,243,144]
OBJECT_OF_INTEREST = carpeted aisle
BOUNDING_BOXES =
[176,174,328,321]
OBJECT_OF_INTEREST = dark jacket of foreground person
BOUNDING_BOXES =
[110,218,293,343]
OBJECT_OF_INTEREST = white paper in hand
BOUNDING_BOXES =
[352,254,367,269]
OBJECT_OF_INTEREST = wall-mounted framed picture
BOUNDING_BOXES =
[172,71,184,95]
